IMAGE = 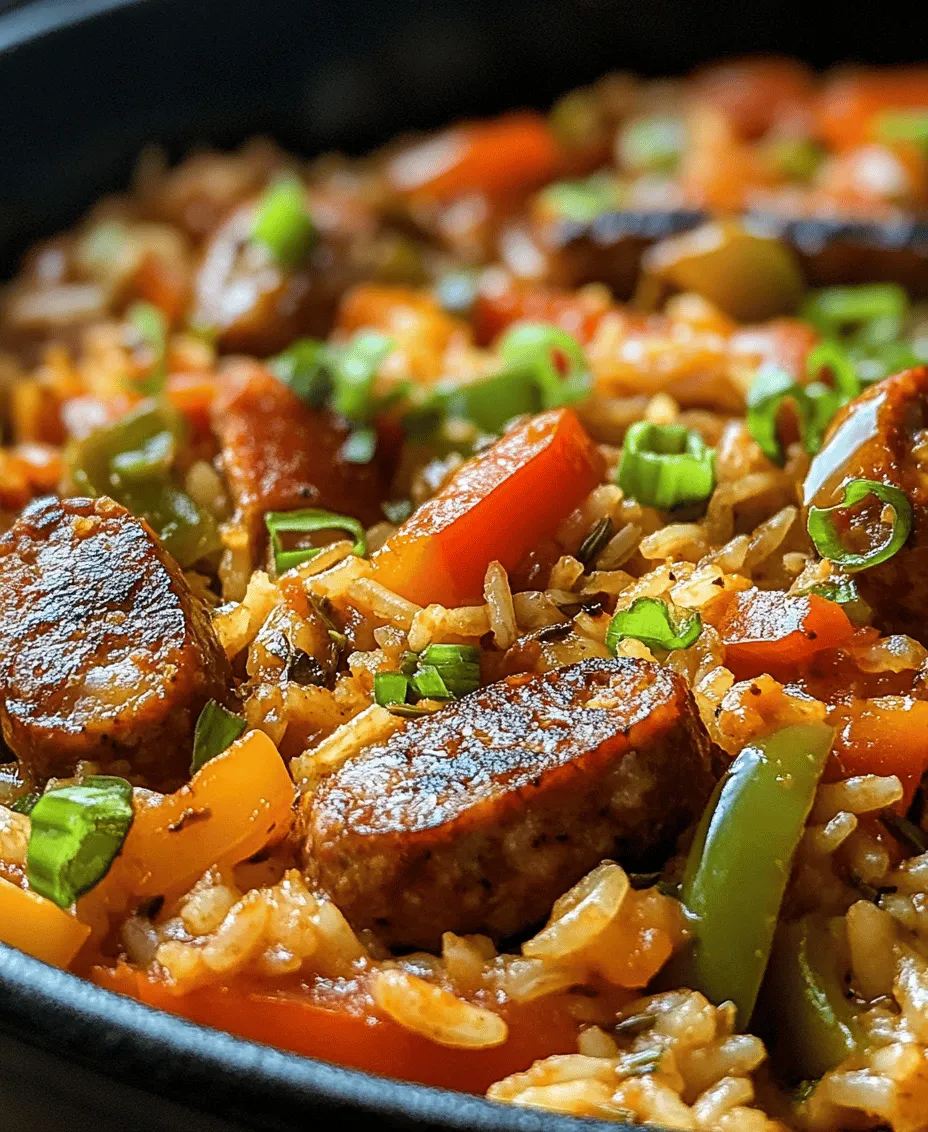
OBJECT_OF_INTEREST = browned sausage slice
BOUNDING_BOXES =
[212,363,389,562]
[305,656,719,949]
[0,496,234,789]
[803,365,928,641]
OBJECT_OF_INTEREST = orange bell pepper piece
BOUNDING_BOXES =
[388,112,561,204]
[370,408,604,606]
[718,588,855,679]
[0,876,90,968]
[78,730,294,929]
[93,965,582,1095]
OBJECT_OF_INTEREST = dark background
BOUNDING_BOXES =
[0,0,926,272]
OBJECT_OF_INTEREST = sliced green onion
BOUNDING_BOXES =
[805,340,860,401]
[577,516,614,566]
[269,338,331,407]
[382,499,413,525]
[498,323,592,408]
[538,174,621,224]
[419,644,480,665]
[411,665,451,700]
[746,366,844,464]
[27,776,134,908]
[877,111,928,149]
[605,598,702,654]
[617,115,686,174]
[801,285,909,337]
[374,672,410,708]
[127,301,168,396]
[617,422,716,510]
[746,367,809,464]
[330,331,395,422]
[266,508,366,575]
[807,479,913,572]
[339,426,377,465]
[440,368,542,434]
[808,576,861,605]
[9,791,40,816]
[418,644,481,697]
[251,177,316,268]
[191,700,246,775]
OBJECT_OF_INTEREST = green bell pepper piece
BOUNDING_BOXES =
[762,914,864,1080]
[676,722,835,1029]
[67,400,220,567]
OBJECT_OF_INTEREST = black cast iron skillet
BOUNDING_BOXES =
[0,0,923,1128]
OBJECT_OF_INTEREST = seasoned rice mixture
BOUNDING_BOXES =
[4,58,928,1132]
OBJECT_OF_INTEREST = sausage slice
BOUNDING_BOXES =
[0,496,234,789]
[803,365,928,641]
[305,656,719,949]
[213,364,389,561]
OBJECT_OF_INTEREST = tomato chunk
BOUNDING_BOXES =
[388,113,560,204]
[92,966,581,1095]
[718,589,855,679]
[370,408,604,606]
[829,697,928,810]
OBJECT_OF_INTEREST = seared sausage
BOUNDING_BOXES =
[213,364,389,564]
[305,656,719,949]
[0,496,234,789]
[803,365,928,642]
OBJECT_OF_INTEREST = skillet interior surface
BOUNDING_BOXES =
[0,0,923,1128]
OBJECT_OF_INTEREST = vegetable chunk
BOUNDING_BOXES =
[369,408,604,606]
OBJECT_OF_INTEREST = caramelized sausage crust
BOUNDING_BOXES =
[305,656,720,948]
[0,496,234,789]
[804,365,928,641]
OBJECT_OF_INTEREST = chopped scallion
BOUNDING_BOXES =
[26,776,134,908]
[606,598,702,654]
[269,338,331,407]
[127,301,168,396]
[801,284,909,337]
[265,508,366,575]
[410,664,452,700]
[807,479,913,572]
[498,323,592,408]
[617,422,716,510]
[251,177,316,268]
[617,115,686,174]
[329,331,395,423]
[538,174,621,223]
[191,700,247,775]
[374,672,410,708]
[805,340,860,401]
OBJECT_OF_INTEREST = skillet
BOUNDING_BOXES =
[0,1,922,1127]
